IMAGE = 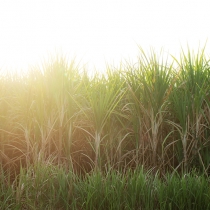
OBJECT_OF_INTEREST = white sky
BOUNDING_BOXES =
[0,0,210,74]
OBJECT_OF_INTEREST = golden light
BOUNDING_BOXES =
[0,0,209,75]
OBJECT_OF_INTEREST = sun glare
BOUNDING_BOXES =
[0,0,209,75]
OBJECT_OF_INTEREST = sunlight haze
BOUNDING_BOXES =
[0,0,209,74]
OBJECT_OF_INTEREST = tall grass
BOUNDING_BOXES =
[125,48,173,169]
[1,47,210,209]
[0,47,210,176]
[169,47,210,172]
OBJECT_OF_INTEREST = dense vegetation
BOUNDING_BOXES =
[1,47,210,209]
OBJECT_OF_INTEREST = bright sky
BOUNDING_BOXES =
[0,0,209,74]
